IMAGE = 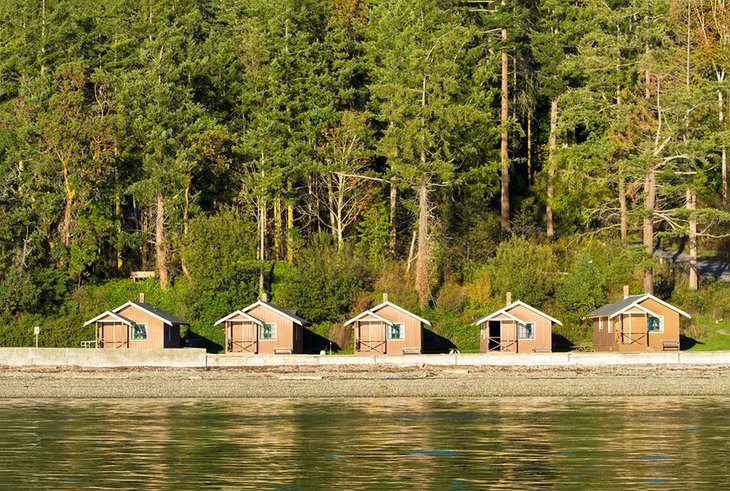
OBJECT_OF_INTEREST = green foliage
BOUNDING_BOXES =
[278,234,368,324]
[487,237,560,309]
[356,194,390,259]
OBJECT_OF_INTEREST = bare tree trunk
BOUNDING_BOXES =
[546,98,558,238]
[406,230,416,274]
[687,189,698,290]
[155,188,169,291]
[720,88,727,205]
[415,175,429,308]
[60,162,75,246]
[274,195,282,260]
[327,179,337,241]
[526,110,532,185]
[258,196,266,295]
[619,174,628,248]
[286,179,294,263]
[500,28,510,233]
[115,188,123,270]
[643,163,655,294]
[181,174,192,281]
[389,180,397,257]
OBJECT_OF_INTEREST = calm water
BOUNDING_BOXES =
[0,397,728,489]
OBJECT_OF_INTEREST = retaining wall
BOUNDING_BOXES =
[0,348,207,368]
[3,349,730,369]
[207,351,730,367]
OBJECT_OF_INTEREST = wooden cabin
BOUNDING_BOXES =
[585,287,690,352]
[215,294,309,354]
[345,294,431,355]
[473,294,562,353]
[84,294,187,349]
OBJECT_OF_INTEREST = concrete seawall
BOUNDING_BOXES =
[0,348,207,368]
[2,349,730,369]
[207,351,730,368]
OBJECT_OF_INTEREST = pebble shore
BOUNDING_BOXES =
[1,364,729,398]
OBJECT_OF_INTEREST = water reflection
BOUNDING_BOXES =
[0,397,727,489]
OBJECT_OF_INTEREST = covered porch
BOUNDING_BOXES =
[83,311,134,349]
[351,312,392,355]
[480,317,519,353]
[214,311,263,353]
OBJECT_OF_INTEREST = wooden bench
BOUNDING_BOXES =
[130,271,155,280]
[273,348,293,355]
[662,340,680,351]
[402,348,421,355]
[532,347,551,353]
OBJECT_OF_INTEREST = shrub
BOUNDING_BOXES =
[487,237,560,309]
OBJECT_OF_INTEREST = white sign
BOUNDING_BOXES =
[34,326,40,335]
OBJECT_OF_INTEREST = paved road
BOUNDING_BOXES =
[655,248,730,282]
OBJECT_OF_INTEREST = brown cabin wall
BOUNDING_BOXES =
[478,305,553,353]
[373,304,423,354]
[246,305,298,354]
[507,305,552,352]
[640,298,680,350]
[115,305,176,349]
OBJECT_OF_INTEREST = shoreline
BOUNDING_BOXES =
[1,364,730,398]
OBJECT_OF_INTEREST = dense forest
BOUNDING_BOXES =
[0,0,728,351]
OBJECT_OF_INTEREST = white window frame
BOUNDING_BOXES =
[646,315,664,333]
[387,323,405,340]
[608,318,612,333]
[518,322,535,340]
[131,323,147,341]
[598,318,603,332]
[259,323,277,341]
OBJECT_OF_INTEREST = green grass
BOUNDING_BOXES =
[685,317,730,351]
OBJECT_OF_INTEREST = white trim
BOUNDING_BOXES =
[241,301,304,326]
[518,322,536,340]
[214,310,264,326]
[370,301,432,326]
[259,323,277,341]
[130,323,148,341]
[113,301,173,326]
[607,294,691,319]
[344,310,393,326]
[646,314,664,333]
[83,311,133,327]
[386,322,405,341]
[474,300,562,326]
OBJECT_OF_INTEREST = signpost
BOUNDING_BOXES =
[34,326,39,348]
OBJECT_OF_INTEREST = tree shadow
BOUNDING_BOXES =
[422,328,457,354]
[680,334,702,350]
[183,332,223,353]
[551,333,575,352]
[303,328,342,354]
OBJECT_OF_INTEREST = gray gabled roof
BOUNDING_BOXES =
[113,301,189,326]
[264,301,310,326]
[585,295,647,318]
[242,300,310,326]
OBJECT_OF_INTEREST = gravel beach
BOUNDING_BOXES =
[1,364,729,398]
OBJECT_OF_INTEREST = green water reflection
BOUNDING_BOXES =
[0,397,727,489]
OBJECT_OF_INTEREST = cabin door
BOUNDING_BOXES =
[100,322,128,349]
[230,322,258,353]
[358,321,386,354]
[488,321,501,351]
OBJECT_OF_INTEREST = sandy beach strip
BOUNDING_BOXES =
[0,365,729,398]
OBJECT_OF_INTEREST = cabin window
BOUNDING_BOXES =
[647,316,664,333]
[260,323,277,341]
[518,322,535,340]
[598,318,603,331]
[387,323,405,340]
[131,323,147,341]
[608,318,612,333]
